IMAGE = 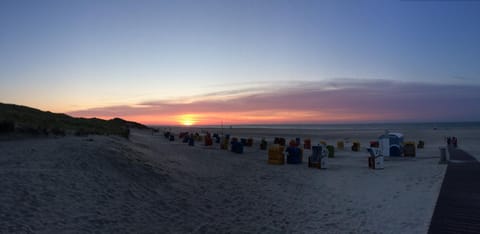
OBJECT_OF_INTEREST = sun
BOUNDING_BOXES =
[178,114,197,126]
[182,119,194,126]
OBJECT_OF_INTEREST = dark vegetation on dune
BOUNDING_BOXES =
[0,103,149,138]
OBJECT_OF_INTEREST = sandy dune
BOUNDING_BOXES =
[0,126,453,233]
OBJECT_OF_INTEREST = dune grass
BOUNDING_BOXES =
[0,103,148,138]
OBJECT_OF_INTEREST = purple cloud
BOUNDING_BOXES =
[68,79,480,124]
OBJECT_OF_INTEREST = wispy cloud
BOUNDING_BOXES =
[68,79,480,125]
[451,75,475,82]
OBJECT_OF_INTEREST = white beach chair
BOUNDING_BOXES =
[367,147,384,169]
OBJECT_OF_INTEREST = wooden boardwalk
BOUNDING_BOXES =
[428,147,480,234]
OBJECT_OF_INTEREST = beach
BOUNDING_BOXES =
[2,123,477,233]
[2,0,479,232]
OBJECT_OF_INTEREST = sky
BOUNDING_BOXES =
[1,0,480,125]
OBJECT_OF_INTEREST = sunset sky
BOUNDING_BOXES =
[1,0,480,125]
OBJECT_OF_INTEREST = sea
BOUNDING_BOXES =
[202,122,480,131]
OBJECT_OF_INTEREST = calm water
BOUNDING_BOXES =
[157,122,480,133]
[219,122,480,131]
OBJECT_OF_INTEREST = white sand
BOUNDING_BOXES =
[1,124,473,233]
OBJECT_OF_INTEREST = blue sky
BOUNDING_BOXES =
[1,0,479,124]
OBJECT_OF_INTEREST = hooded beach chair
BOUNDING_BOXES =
[268,144,285,165]
[308,145,327,169]
[286,146,303,164]
[367,147,384,169]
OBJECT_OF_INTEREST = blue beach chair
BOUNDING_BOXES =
[286,146,302,164]
[308,145,327,169]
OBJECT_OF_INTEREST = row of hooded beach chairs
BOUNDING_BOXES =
[268,144,329,169]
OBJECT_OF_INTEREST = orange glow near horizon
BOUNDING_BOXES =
[75,110,397,126]
[68,112,412,126]
[177,114,199,126]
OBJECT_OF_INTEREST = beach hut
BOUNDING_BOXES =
[379,132,404,157]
